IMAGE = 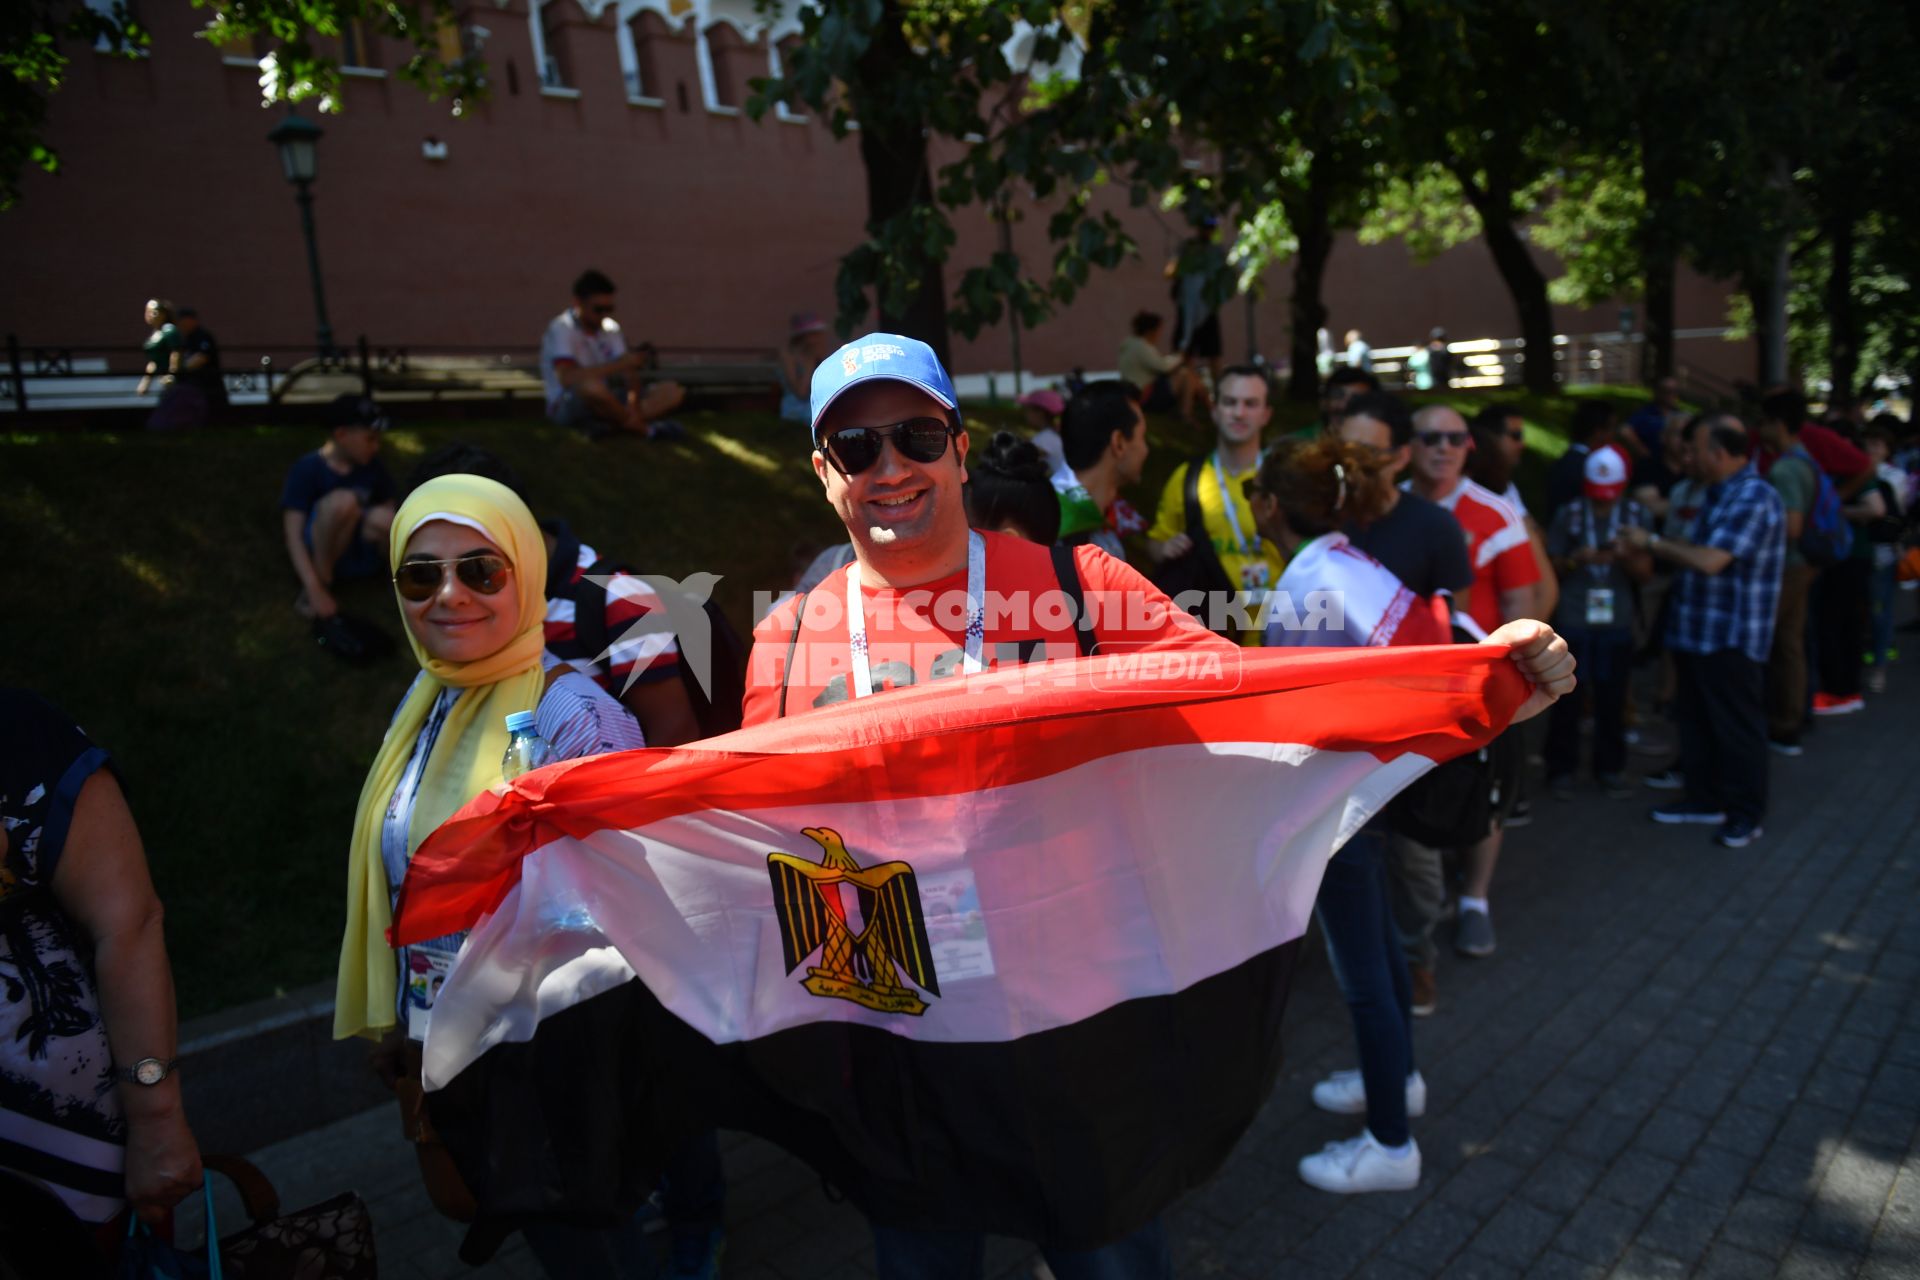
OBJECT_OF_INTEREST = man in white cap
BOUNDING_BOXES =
[1544,447,1655,799]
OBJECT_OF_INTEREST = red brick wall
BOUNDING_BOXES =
[0,2,1748,387]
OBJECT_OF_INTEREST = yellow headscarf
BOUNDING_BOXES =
[333,475,550,1040]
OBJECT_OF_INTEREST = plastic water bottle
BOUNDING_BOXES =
[501,710,551,780]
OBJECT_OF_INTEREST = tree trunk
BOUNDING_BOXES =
[1760,156,1792,389]
[1744,276,1776,388]
[1826,207,1857,407]
[1638,155,1677,383]
[1285,156,1334,403]
[853,6,950,364]
[1457,174,1557,395]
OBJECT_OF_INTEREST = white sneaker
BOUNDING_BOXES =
[1298,1131,1422,1193]
[1310,1068,1428,1118]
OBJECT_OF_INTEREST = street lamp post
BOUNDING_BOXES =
[267,111,335,357]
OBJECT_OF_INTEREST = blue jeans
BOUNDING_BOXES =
[1315,829,1415,1147]
[1869,554,1898,665]
[871,1218,1171,1280]
[522,1131,724,1280]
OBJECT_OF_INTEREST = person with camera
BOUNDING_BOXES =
[540,269,686,440]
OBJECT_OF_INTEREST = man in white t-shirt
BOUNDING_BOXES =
[540,268,685,439]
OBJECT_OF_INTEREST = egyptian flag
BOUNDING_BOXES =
[392,644,1526,1252]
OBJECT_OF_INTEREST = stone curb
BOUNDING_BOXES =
[177,980,389,1156]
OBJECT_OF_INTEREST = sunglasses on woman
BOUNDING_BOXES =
[393,553,512,602]
[819,416,957,477]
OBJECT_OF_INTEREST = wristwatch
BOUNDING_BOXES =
[117,1057,177,1086]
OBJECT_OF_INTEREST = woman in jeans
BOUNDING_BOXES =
[1247,438,1450,1194]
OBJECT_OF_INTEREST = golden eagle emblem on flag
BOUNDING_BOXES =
[767,827,940,1015]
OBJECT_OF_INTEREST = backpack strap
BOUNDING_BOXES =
[777,590,808,719]
[1050,543,1097,658]
[1183,454,1208,545]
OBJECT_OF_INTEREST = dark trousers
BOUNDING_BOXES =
[1766,563,1814,742]
[1816,557,1871,698]
[522,1131,724,1280]
[1545,634,1632,780]
[1315,830,1415,1148]
[1674,649,1769,825]
[871,1218,1171,1280]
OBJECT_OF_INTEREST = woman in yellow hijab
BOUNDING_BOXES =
[334,474,655,1267]
[333,469,651,1039]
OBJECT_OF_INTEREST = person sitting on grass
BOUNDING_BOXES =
[778,312,834,424]
[1117,310,1207,426]
[540,268,686,440]
[281,393,397,625]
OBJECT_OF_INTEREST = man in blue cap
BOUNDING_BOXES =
[741,335,1200,1273]
[742,332,1227,722]
[739,335,1578,1267]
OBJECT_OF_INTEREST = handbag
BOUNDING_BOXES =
[204,1155,376,1280]
[369,1036,479,1223]
[120,1156,377,1280]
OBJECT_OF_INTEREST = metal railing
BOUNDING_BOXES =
[2,334,780,416]
[1356,327,1740,403]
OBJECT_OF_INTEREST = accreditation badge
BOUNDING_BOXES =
[1585,587,1617,628]
[406,946,457,1043]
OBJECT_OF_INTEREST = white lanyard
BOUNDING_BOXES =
[845,530,986,698]
[1212,451,1256,556]
[1581,500,1620,581]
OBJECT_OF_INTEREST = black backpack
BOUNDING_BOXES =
[571,557,748,739]
[1383,621,1498,847]
[1150,454,1238,637]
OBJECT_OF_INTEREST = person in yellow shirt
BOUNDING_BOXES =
[1147,365,1288,642]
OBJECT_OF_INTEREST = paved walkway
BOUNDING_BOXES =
[185,653,1920,1280]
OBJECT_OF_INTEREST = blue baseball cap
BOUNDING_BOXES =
[808,333,960,440]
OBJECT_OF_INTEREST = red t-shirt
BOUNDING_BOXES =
[743,532,1228,724]
[1431,478,1540,636]
[1758,422,1870,481]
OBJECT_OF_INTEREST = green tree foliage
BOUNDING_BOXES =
[2,1,485,210]
[1,1,146,209]
[756,1,1402,385]
[1369,0,1587,393]
[1727,216,1917,396]
[749,0,1086,361]
[8,0,1914,397]
[193,0,488,114]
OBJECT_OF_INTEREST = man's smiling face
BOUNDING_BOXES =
[812,380,970,570]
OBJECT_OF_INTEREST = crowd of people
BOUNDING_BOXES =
[17,287,1913,1279]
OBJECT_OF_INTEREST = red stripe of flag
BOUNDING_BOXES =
[390,644,1524,947]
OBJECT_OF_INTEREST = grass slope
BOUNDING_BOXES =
[2,388,1625,1015]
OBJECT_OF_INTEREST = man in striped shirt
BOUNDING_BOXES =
[540,520,702,745]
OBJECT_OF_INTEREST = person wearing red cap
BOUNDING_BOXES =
[1544,447,1655,799]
